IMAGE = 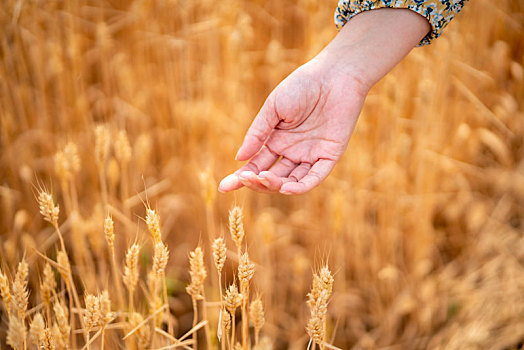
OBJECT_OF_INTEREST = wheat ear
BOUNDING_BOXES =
[94,124,110,205]
[41,263,56,322]
[98,290,112,350]
[249,297,265,346]
[212,237,227,344]
[129,312,151,350]
[29,313,45,348]
[123,243,140,314]
[104,215,125,311]
[229,206,245,258]
[225,283,242,350]
[7,315,26,350]
[153,241,173,334]
[186,246,208,350]
[238,252,254,349]
[12,259,28,321]
[84,293,101,350]
[306,265,334,350]
[0,268,12,317]
[54,301,71,349]
[114,130,131,213]
[42,327,57,350]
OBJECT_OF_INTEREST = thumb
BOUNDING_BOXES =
[235,100,279,161]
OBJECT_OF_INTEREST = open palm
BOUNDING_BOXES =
[218,8,431,194]
[219,61,367,194]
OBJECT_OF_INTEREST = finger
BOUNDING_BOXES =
[218,170,276,193]
[267,157,299,177]
[256,171,283,192]
[287,162,312,182]
[218,173,243,193]
[218,146,278,193]
[234,146,279,175]
[253,158,299,191]
[256,161,309,192]
[238,171,274,193]
[280,159,336,194]
[235,101,279,161]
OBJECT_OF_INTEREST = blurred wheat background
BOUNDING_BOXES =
[1,0,523,349]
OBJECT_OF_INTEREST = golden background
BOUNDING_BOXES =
[1,0,523,348]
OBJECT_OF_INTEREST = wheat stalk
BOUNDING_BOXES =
[56,249,84,343]
[37,189,84,341]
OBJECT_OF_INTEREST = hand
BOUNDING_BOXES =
[219,8,430,194]
[219,61,367,195]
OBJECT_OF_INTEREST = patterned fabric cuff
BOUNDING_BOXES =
[334,0,468,46]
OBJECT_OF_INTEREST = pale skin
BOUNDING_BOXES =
[219,8,431,195]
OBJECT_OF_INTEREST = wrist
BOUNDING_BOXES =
[312,8,430,92]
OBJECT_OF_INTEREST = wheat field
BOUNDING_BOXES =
[0,0,523,349]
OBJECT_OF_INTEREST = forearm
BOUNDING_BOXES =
[313,8,430,92]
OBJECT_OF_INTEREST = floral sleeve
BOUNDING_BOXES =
[334,0,469,46]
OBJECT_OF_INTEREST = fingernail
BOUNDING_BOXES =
[280,190,292,195]
[239,171,254,179]
[218,174,238,191]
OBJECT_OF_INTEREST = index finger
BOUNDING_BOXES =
[235,98,279,161]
